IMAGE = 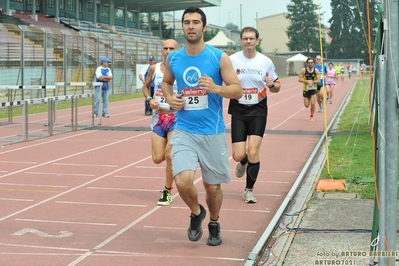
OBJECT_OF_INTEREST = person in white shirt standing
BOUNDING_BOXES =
[94,57,113,118]
[228,27,281,203]
[139,56,156,115]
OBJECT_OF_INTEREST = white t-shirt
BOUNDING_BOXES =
[229,51,277,105]
[140,64,150,78]
[152,62,177,110]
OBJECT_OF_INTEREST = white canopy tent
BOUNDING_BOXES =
[206,31,235,48]
[286,53,308,75]
[286,53,308,62]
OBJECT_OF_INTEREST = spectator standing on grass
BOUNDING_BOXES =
[161,7,242,246]
[94,57,113,118]
[139,56,156,116]
[228,26,281,204]
[142,39,179,206]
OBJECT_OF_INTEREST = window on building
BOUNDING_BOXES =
[87,2,93,15]
[67,0,76,12]
[101,6,109,18]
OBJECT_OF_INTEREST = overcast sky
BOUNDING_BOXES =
[175,0,332,28]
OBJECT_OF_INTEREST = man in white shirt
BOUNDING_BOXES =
[139,55,156,115]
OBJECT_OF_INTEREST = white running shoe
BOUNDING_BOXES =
[244,189,257,203]
[235,162,247,178]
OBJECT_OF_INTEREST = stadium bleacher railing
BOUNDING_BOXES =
[0,23,164,101]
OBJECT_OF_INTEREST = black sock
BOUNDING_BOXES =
[246,161,260,189]
[240,154,248,165]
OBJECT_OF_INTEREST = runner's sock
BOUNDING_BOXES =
[246,161,260,189]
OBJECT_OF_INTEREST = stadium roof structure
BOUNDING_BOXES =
[106,0,221,13]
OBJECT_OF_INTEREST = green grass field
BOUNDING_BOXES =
[319,80,380,198]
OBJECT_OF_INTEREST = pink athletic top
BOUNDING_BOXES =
[325,68,337,85]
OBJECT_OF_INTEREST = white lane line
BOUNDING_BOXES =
[135,165,166,169]
[170,206,270,213]
[0,131,150,180]
[15,218,116,226]
[53,163,118,168]
[55,201,146,208]
[230,180,290,184]
[0,244,244,262]
[270,107,306,131]
[0,198,33,202]
[0,183,67,188]
[144,225,257,234]
[0,161,37,164]
[87,187,159,192]
[0,153,152,222]
[0,117,151,157]
[230,169,296,174]
[0,130,95,156]
[0,242,88,252]
[67,205,163,265]
[25,172,95,177]
[113,175,165,179]
[198,191,281,197]
[0,252,84,256]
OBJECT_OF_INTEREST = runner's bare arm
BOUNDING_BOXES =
[315,69,321,84]
[161,57,185,111]
[198,53,242,99]
[142,65,155,99]
[298,68,307,84]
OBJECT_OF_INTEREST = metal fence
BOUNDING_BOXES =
[0,23,165,100]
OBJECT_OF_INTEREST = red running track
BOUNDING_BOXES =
[0,76,356,266]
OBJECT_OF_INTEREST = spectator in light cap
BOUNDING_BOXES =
[139,55,157,115]
[94,57,113,118]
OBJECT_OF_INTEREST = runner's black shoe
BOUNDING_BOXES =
[207,222,222,246]
[187,204,206,241]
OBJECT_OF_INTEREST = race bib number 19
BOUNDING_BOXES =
[238,88,258,105]
[182,88,208,110]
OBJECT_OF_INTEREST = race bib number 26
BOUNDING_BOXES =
[182,88,208,110]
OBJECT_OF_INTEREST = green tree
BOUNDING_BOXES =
[328,0,380,64]
[285,0,326,53]
[204,29,219,42]
[225,23,239,31]
[256,38,263,53]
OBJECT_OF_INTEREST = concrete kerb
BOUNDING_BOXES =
[244,81,358,266]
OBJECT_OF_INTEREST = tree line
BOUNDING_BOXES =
[286,0,381,64]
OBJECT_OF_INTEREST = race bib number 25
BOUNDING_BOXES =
[182,88,208,110]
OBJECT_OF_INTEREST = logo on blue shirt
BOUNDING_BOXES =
[183,66,201,87]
